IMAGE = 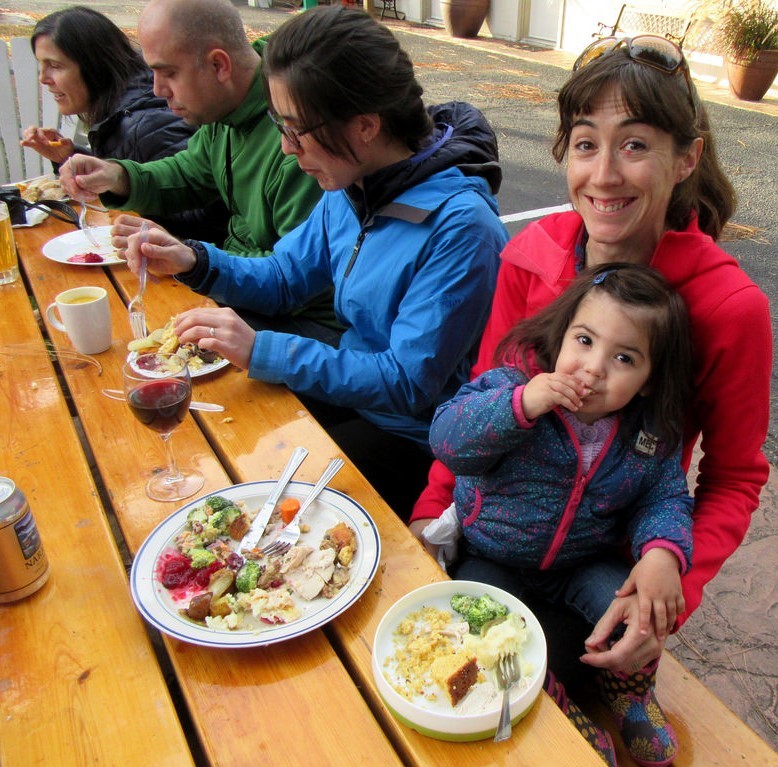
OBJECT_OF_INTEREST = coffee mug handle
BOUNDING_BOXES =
[45,303,67,332]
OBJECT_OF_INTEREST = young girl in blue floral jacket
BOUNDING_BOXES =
[429,263,694,767]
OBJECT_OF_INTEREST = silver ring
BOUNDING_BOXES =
[209,326,216,338]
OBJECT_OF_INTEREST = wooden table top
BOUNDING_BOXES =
[0,211,605,766]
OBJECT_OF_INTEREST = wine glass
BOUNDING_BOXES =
[123,352,204,502]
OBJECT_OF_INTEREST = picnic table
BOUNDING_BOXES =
[0,209,608,765]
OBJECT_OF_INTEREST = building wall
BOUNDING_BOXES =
[395,0,744,93]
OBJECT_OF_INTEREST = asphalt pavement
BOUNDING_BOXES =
[2,0,775,751]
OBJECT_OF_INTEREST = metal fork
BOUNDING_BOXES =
[261,457,345,557]
[494,652,522,742]
[127,221,149,339]
[78,200,99,247]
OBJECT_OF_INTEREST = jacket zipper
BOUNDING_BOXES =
[539,414,618,569]
[344,229,367,278]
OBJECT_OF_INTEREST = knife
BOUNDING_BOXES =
[101,388,225,412]
[240,446,308,552]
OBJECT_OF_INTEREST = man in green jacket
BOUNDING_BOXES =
[60,0,331,327]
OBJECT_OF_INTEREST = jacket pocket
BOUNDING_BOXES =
[461,488,482,527]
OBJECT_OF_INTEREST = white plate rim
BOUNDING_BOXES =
[42,225,125,266]
[130,479,381,648]
[371,580,547,735]
[126,350,230,379]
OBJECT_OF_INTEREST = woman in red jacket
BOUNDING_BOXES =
[410,36,771,767]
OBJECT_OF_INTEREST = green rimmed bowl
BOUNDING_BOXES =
[371,580,547,741]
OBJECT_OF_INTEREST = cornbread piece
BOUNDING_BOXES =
[431,652,479,706]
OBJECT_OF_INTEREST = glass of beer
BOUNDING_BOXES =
[0,201,19,285]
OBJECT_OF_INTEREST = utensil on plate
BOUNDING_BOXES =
[261,457,344,557]
[78,199,99,247]
[128,221,149,339]
[239,446,308,552]
[101,387,224,412]
[493,652,522,742]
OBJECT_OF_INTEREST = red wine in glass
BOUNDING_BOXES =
[123,352,204,502]
[128,379,191,434]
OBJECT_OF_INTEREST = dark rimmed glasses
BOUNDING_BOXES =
[573,35,697,118]
[268,110,326,150]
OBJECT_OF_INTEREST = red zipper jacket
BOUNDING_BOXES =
[411,211,772,626]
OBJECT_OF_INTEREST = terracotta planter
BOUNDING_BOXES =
[726,50,778,101]
[440,0,489,39]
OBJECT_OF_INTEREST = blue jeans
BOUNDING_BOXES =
[454,551,629,628]
[453,550,630,684]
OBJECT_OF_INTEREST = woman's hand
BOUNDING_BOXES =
[616,548,685,641]
[174,308,255,371]
[117,215,198,276]
[580,593,666,674]
[522,372,589,420]
[20,127,73,164]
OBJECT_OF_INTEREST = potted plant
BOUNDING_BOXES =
[440,0,490,39]
[715,0,778,101]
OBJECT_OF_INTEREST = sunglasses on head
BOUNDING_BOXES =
[573,35,697,118]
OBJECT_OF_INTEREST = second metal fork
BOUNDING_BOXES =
[261,457,345,557]
[493,652,522,742]
[128,221,149,339]
[78,200,99,247]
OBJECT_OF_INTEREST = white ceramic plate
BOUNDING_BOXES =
[42,226,124,265]
[372,581,547,741]
[130,480,381,648]
[126,350,230,379]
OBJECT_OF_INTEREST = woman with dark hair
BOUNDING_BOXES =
[22,6,227,242]
[119,6,508,518]
[411,35,771,766]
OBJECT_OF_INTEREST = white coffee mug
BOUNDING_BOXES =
[46,286,112,354]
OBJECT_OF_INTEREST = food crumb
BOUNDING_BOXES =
[221,417,234,423]
[30,381,38,389]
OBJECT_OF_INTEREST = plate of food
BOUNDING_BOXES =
[17,174,68,203]
[372,581,547,741]
[127,317,230,377]
[130,480,381,648]
[42,226,125,265]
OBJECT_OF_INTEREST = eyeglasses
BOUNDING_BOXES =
[573,35,696,118]
[268,110,325,150]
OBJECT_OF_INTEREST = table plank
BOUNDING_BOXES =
[0,277,194,766]
[14,218,406,766]
[100,218,606,766]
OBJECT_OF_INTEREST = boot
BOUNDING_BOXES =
[597,659,678,766]
[545,670,618,767]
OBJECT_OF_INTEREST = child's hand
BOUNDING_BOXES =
[521,372,589,420]
[616,548,685,640]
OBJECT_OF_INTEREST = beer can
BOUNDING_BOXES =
[0,477,50,603]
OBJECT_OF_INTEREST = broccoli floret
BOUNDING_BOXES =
[451,593,509,634]
[187,506,208,525]
[235,560,261,593]
[205,495,235,513]
[189,548,217,569]
[210,505,241,532]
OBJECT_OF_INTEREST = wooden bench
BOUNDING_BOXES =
[594,2,694,47]
[0,36,82,185]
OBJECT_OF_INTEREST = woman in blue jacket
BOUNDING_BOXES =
[22,6,227,243]
[121,7,508,518]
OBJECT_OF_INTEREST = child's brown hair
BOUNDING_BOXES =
[495,263,693,447]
